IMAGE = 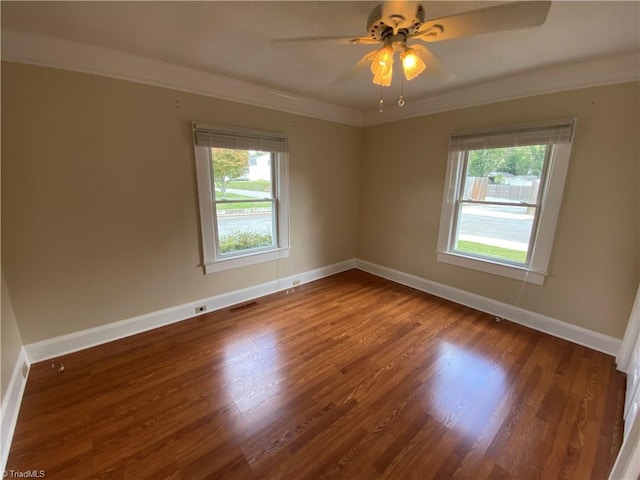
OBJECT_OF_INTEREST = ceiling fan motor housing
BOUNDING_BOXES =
[367,3,426,41]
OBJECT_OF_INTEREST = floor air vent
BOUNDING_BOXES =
[229,301,258,313]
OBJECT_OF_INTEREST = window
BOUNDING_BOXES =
[437,119,575,285]
[192,123,289,274]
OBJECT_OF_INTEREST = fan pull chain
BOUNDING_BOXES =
[379,87,384,113]
[398,74,406,107]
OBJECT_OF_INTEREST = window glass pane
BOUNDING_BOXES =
[211,148,276,256]
[454,203,535,264]
[211,149,273,201]
[462,145,547,204]
[216,201,275,254]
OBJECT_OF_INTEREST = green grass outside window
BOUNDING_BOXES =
[455,240,527,263]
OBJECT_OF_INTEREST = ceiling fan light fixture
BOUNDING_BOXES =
[371,44,394,86]
[371,45,394,71]
[372,66,393,86]
[401,47,426,81]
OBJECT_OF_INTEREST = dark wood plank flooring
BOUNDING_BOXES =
[7,269,625,479]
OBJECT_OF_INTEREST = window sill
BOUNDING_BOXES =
[203,247,290,274]
[436,251,546,285]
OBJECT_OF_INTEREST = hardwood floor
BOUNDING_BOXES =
[6,269,625,479]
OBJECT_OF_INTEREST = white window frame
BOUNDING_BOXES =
[192,122,290,274]
[436,119,576,285]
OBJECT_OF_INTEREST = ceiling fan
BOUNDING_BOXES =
[274,1,551,110]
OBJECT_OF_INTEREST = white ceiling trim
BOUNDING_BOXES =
[1,30,364,127]
[362,51,640,126]
[2,30,638,129]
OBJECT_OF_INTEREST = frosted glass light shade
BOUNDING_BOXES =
[371,45,394,86]
[401,48,426,80]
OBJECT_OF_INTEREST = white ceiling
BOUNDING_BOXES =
[2,1,639,124]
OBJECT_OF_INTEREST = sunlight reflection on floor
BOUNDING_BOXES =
[223,332,283,417]
[428,340,507,440]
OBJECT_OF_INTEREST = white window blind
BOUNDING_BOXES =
[450,118,575,152]
[193,123,289,153]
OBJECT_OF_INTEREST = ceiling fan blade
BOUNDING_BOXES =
[351,36,382,45]
[271,36,379,46]
[414,1,551,43]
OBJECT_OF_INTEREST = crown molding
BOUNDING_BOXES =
[1,30,363,127]
[361,51,640,126]
[2,30,638,129]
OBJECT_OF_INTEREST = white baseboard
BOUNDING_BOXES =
[26,256,621,363]
[1,347,29,473]
[355,259,621,357]
[25,259,356,363]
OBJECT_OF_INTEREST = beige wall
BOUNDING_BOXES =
[1,269,23,404]
[358,82,640,339]
[1,62,361,344]
[2,60,638,346]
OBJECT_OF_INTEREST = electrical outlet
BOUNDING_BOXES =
[21,362,29,379]
[293,279,300,286]
[195,305,206,314]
